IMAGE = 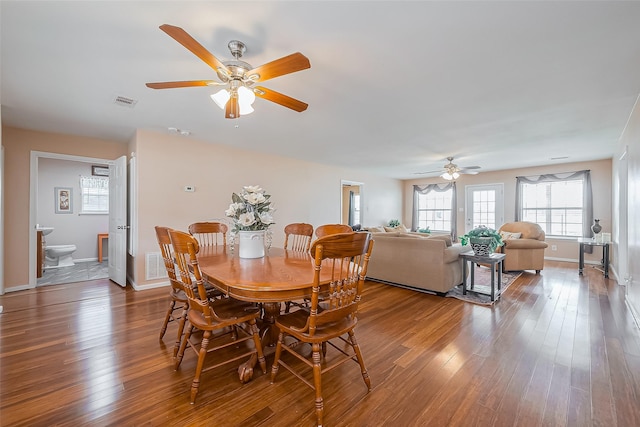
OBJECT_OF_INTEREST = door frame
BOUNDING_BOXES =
[464,183,505,233]
[28,151,114,289]
[340,180,364,226]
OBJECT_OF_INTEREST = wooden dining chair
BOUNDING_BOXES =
[188,221,228,247]
[270,232,374,427]
[155,226,189,357]
[169,229,266,404]
[284,222,314,252]
[314,223,353,239]
[283,223,315,313]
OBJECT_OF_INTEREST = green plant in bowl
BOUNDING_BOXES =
[459,225,504,254]
[388,219,400,228]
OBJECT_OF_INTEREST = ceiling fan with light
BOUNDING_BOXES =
[145,24,311,119]
[414,157,481,180]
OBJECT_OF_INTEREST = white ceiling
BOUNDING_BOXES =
[2,1,640,179]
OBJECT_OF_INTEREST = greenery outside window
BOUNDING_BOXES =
[80,176,109,214]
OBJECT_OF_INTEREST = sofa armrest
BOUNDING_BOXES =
[443,244,470,263]
[503,238,548,249]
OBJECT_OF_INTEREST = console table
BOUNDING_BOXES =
[577,237,609,278]
[459,252,506,302]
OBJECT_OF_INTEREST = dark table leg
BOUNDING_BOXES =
[490,263,495,301]
[462,259,468,295]
[603,244,609,278]
[497,261,503,299]
[470,262,475,290]
[578,243,585,275]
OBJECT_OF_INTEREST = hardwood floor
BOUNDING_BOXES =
[1,261,639,426]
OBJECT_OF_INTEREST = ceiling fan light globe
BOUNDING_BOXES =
[441,172,453,180]
[239,103,254,115]
[452,172,460,179]
[211,89,230,109]
[238,86,256,105]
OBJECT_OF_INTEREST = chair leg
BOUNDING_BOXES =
[348,330,371,391]
[270,331,285,383]
[312,343,324,427]
[159,299,176,339]
[174,303,188,358]
[190,330,211,404]
[249,319,267,374]
[175,322,193,370]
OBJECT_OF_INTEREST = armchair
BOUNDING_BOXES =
[498,221,548,274]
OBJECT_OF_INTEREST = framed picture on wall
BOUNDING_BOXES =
[55,187,73,214]
[92,165,109,177]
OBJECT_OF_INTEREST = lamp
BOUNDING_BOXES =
[210,84,256,116]
[441,171,459,181]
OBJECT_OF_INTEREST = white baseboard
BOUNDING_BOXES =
[130,278,170,291]
[3,284,32,293]
[544,256,603,265]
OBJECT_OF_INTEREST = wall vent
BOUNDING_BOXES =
[145,252,167,280]
[113,95,138,108]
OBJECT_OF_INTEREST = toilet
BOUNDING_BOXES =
[45,244,77,268]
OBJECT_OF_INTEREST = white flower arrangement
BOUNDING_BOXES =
[225,185,275,232]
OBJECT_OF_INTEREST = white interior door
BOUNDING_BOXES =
[109,155,127,287]
[465,184,504,233]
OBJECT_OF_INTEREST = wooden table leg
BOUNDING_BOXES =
[236,301,281,383]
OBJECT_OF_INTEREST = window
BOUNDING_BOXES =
[413,184,456,234]
[80,176,109,214]
[516,170,592,238]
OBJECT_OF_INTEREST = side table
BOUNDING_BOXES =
[459,252,506,302]
[577,237,609,278]
[98,233,109,263]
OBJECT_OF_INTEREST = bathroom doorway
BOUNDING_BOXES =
[30,152,112,287]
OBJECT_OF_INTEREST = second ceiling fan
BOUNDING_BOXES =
[146,24,311,119]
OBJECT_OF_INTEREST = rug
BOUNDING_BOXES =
[446,266,522,305]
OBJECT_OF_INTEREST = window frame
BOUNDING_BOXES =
[412,183,457,239]
[516,170,592,239]
[79,175,109,215]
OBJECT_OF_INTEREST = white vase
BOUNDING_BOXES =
[238,230,266,259]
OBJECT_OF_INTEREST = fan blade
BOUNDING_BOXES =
[461,165,481,170]
[459,169,479,175]
[246,53,310,83]
[225,96,239,119]
[413,169,443,175]
[159,24,229,74]
[254,86,308,112]
[146,80,219,89]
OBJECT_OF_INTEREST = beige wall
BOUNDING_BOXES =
[403,159,613,265]
[1,126,128,287]
[131,129,402,287]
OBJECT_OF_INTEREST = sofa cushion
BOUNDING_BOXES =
[383,224,408,233]
[500,231,522,240]
[367,226,385,233]
[426,234,453,246]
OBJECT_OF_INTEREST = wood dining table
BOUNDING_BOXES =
[196,245,330,382]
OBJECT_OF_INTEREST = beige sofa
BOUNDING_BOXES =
[366,232,468,295]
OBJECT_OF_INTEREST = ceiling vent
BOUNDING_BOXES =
[113,95,138,108]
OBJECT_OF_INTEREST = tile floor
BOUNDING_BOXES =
[37,261,109,286]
